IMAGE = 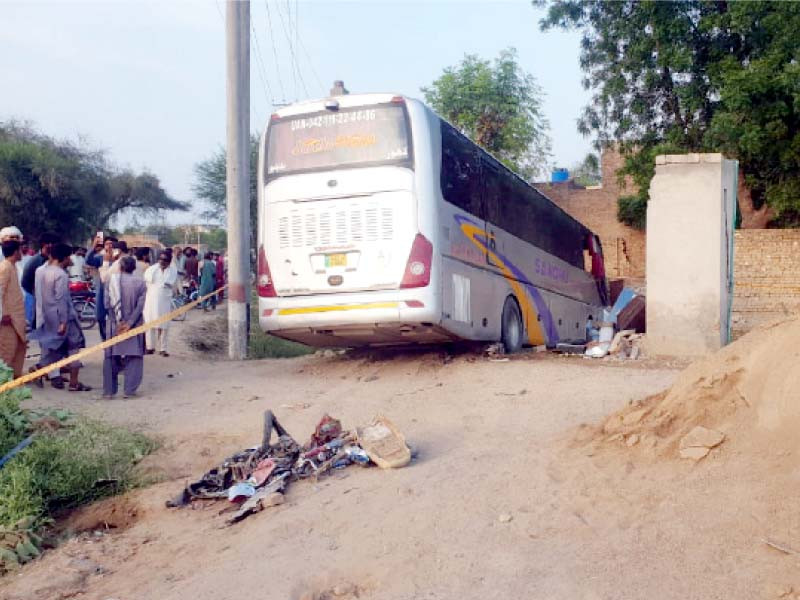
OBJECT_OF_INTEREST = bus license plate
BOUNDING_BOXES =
[325,253,347,268]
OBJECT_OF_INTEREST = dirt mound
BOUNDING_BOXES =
[183,313,227,355]
[596,317,800,458]
[56,495,141,535]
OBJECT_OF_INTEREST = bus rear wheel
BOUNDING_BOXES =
[501,296,523,353]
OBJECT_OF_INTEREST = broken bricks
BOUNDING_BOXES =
[679,426,725,461]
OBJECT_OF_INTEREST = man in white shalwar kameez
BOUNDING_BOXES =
[143,251,177,356]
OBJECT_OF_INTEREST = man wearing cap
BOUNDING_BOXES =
[0,240,27,377]
[0,227,23,276]
[0,226,22,252]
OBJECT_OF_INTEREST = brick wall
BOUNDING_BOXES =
[732,229,800,338]
[534,148,646,278]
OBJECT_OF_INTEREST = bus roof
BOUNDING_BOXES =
[271,93,410,119]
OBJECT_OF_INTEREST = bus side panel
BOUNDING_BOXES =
[539,288,602,344]
[484,221,602,346]
[439,255,501,342]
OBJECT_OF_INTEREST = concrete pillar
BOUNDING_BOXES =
[646,153,738,356]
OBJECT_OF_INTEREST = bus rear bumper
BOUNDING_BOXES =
[258,291,450,347]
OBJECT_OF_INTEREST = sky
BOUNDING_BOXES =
[0,0,593,227]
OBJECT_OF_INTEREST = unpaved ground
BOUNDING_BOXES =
[2,314,797,600]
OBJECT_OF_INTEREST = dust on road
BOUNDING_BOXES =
[3,315,797,600]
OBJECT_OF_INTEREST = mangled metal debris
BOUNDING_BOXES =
[166,410,411,524]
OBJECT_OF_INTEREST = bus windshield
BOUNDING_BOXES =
[266,104,411,177]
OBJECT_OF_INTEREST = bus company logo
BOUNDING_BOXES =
[453,214,559,347]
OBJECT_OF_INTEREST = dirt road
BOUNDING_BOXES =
[2,316,794,600]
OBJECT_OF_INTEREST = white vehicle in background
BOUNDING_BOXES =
[257,93,609,351]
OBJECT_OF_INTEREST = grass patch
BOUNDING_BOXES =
[0,420,156,527]
[248,329,311,359]
[0,371,32,457]
[248,293,312,359]
[0,363,156,573]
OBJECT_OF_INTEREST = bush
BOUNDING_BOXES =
[0,363,32,456]
[617,195,648,230]
[0,365,156,574]
[0,420,156,526]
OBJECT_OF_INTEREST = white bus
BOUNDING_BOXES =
[257,93,609,352]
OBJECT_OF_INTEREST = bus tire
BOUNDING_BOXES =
[501,296,523,354]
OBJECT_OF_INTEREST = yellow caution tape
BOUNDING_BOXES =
[0,285,228,395]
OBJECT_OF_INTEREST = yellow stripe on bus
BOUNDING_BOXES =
[277,302,399,315]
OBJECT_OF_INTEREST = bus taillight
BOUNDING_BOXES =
[400,234,433,289]
[257,245,276,297]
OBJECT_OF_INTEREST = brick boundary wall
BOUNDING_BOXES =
[534,148,646,279]
[732,229,800,338]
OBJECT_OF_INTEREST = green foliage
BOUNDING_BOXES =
[0,122,187,244]
[248,301,311,359]
[200,227,228,250]
[128,224,227,251]
[192,135,259,251]
[0,363,32,456]
[538,0,800,226]
[0,517,44,575]
[617,196,647,231]
[570,153,601,187]
[248,333,312,360]
[0,419,155,528]
[422,48,552,180]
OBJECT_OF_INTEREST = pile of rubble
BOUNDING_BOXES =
[596,316,800,462]
[167,411,410,524]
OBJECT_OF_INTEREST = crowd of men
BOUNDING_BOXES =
[0,227,226,399]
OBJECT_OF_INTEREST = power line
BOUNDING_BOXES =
[276,0,308,99]
[264,0,287,103]
[278,0,296,99]
[251,20,274,105]
[297,30,325,97]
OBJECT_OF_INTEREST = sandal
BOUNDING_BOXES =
[50,376,65,390]
[68,382,92,392]
[28,366,44,388]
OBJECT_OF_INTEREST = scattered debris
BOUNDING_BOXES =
[617,295,646,333]
[498,513,513,524]
[484,343,505,358]
[356,416,411,469]
[167,411,410,524]
[280,402,312,411]
[555,343,586,355]
[763,538,799,556]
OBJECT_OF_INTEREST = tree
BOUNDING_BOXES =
[537,1,800,227]
[422,48,552,180]
[0,122,186,243]
[192,135,259,251]
[570,153,600,187]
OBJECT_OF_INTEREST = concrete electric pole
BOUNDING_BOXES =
[226,0,251,359]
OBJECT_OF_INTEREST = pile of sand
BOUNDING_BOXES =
[597,318,800,459]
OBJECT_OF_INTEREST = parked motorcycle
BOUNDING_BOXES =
[69,280,97,330]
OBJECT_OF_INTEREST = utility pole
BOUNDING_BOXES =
[226,0,250,359]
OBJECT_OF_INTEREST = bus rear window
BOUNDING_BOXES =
[266,104,411,177]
